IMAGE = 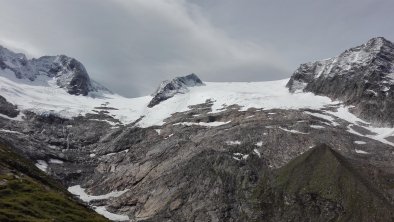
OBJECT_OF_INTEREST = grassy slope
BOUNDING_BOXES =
[0,142,109,222]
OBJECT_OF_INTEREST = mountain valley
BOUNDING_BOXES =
[0,37,394,221]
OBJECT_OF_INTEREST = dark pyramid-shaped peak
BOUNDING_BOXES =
[269,144,394,222]
[172,73,203,86]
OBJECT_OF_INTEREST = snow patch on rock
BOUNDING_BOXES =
[327,106,394,146]
[253,149,261,158]
[233,152,249,160]
[255,141,263,147]
[35,160,48,172]
[49,159,64,164]
[94,206,129,221]
[304,111,339,126]
[354,141,367,145]
[67,185,129,202]
[310,125,325,129]
[174,121,231,127]
[355,149,369,154]
[279,127,308,135]
[226,140,242,145]
[0,129,23,134]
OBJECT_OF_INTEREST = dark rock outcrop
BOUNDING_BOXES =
[287,37,394,126]
[148,73,204,107]
[34,55,93,95]
[0,95,19,118]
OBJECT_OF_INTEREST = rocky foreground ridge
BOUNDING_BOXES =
[0,141,109,222]
[0,38,393,221]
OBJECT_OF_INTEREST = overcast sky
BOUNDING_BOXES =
[0,0,393,97]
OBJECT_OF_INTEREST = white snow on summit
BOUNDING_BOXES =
[1,68,394,146]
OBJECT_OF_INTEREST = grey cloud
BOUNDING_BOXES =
[190,0,394,67]
[0,0,393,96]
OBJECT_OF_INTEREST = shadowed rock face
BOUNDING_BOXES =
[0,95,19,117]
[287,37,394,126]
[148,73,204,107]
[0,46,107,96]
[36,55,92,96]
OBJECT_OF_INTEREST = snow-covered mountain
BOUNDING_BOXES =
[287,37,394,126]
[0,45,109,96]
[0,38,394,221]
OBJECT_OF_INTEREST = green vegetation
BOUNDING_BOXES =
[0,143,108,222]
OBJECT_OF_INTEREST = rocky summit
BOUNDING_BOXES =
[148,73,204,107]
[0,38,393,222]
[287,37,394,127]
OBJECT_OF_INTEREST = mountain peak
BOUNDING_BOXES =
[365,37,393,50]
[0,45,109,96]
[148,73,204,107]
[286,37,394,126]
[0,45,27,59]
[270,143,394,221]
[173,73,203,86]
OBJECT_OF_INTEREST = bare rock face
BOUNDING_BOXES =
[0,45,108,96]
[0,95,19,117]
[2,101,393,221]
[287,37,394,126]
[33,55,93,95]
[148,73,204,107]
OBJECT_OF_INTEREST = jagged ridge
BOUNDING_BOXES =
[286,37,394,126]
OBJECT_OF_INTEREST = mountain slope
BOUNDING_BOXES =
[0,141,109,222]
[287,37,394,126]
[0,38,394,221]
[255,144,394,222]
